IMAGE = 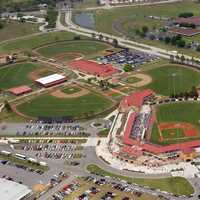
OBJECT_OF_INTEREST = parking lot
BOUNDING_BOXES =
[0,122,89,137]
[50,176,167,200]
[98,49,157,69]
[14,141,83,160]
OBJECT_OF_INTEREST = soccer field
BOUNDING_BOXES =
[144,64,200,96]
[16,92,113,118]
[0,62,40,90]
[36,40,110,59]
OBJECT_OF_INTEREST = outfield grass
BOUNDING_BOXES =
[144,64,200,96]
[0,21,39,42]
[87,164,194,196]
[0,31,77,53]
[0,62,40,89]
[16,92,113,118]
[156,102,200,129]
[36,40,110,58]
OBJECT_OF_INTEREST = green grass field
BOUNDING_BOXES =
[16,92,113,118]
[87,164,194,196]
[150,124,193,145]
[36,40,110,58]
[61,86,81,94]
[144,64,200,96]
[0,62,40,89]
[156,102,200,129]
[0,31,77,53]
[0,21,39,42]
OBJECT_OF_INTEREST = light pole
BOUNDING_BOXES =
[172,73,176,97]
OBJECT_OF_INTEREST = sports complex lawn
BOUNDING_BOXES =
[0,31,77,53]
[16,92,113,118]
[86,164,194,196]
[36,40,110,58]
[0,62,39,89]
[144,64,200,96]
[0,21,39,42]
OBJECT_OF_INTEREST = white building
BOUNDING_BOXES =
[0,178,32,200]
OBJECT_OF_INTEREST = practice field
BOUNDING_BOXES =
[0,62,41,90]
[36,40,110,59]
[0,31,77,53]
[16,92,113,118]
[144,64,200,96]
[150,102,200,145]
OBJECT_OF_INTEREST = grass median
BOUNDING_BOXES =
[86,164,194,196]
[0,154,48,171]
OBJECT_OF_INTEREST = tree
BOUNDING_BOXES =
[4,100,11,112]
[176,39,186,48]
[123,64,133,72]
[142,26,148,34]
[164,36,171,44]
[112,39,118,47]
[91,33,96,39]
[180,54,185,64]
[98,34,103,41]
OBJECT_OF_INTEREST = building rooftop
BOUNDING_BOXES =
[0,178,31,200]
[68,59,119,78]
[35,74,66,85]
[8,85,32,95]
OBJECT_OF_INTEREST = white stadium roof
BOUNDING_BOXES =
[36,74,66,85]
[0,178,31,200]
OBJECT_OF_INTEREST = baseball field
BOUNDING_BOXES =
[150,102,200,145]
[16,90,113,119]
[144,64,200,96]
[0,62,40,90]
[36,40,110,59]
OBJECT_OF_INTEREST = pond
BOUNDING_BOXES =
[74,12,95,29]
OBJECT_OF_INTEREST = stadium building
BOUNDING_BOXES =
[108,89,200,166]
[35,74,67,87]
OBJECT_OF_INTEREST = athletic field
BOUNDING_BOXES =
[144,65,200,96]
[16,92,113,118]
[36,40,110,59]
[0,62,40,90]
[150,102,200,145]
